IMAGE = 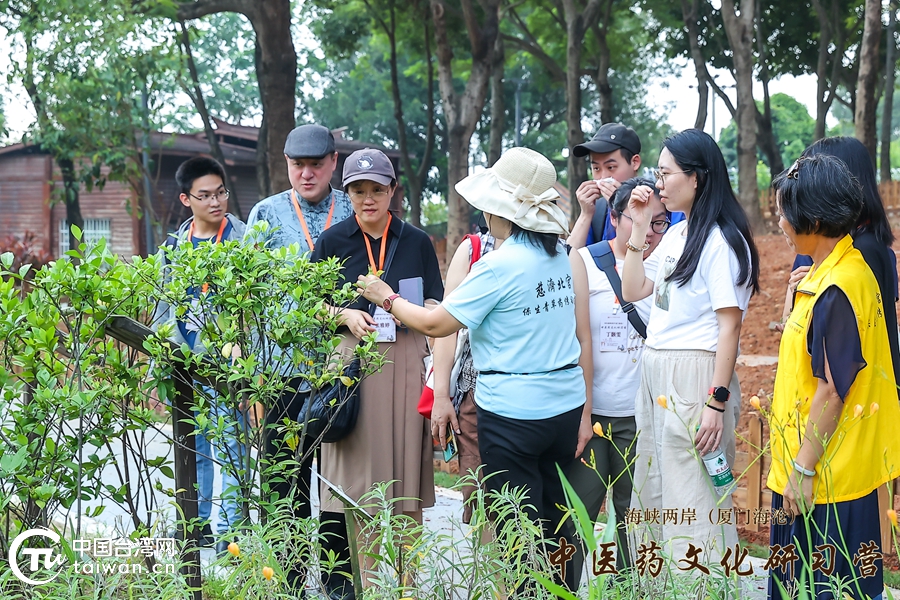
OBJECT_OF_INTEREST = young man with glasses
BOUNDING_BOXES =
[152,156,247,556]
[568,123,683,249]
[242,124,353,595]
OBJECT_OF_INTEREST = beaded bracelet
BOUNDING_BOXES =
[626,239,650,253]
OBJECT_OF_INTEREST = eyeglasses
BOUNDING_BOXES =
[349,189,390,200]
[189,189,230,203]
[652,169,690,185]
[619,212,671,234]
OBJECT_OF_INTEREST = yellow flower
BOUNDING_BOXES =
[656,395,668,409]
[749,395,761,411]
[853,404,864,418]
[262,566,274,581]
[870,403,879,416]
[888,509,898,529]
[592,422,605,438]
[227,542,239,557]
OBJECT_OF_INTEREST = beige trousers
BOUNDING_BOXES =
[630,348,741,567]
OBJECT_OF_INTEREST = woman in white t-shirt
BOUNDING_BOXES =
[568,177,668,583]
[620,129,759,566]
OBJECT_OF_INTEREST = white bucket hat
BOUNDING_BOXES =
[455,147,570,236]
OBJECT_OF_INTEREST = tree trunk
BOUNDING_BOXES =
[563,1,585,223]
[681,0,709,130]
[488,34,505,167]
[57,157,84,252]
[591,4,614,125]
[431,0,501,262]
[178,21,243,219]
[881,4,896,182]
[855,0,882,165]
[561,0,604,223]
[811,0,841,141]
[251,1,295,194]
[178,0,296,195]
[256,116,271,199]
[720,0,762,231]
[379,0,437,227]
[753,5,784,178]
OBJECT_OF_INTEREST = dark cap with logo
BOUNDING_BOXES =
[342,148,396,187]
[283,124,336,158]
[573,123,641,158]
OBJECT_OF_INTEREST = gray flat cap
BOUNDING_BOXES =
[283,124,336,159]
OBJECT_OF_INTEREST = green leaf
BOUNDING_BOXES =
[1,252,14,270]
[70,224,83,241]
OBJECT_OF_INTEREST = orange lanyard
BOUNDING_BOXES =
[291,189,335,252]
[188,217,228,293]
[357,214,392,274]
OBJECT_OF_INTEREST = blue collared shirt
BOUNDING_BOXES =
[244,187,353,253]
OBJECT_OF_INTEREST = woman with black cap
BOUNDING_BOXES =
[312,148,443,597]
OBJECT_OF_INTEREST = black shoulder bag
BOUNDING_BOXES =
[587,240,648,339]
[302,222,405,443]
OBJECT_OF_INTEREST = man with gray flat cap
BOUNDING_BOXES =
[244,123,353,594]
[245,123,353,252]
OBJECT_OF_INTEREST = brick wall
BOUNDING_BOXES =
[0,154,52,253]
[50,164,138,258]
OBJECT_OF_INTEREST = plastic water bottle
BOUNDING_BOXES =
[701,447,735,496]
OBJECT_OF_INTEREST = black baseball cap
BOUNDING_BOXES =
[573,123,641,158]
[283,124,336,159]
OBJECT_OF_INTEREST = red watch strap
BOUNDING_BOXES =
[385,293,401,311]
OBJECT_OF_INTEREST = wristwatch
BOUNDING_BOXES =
[382,293,402,312]
[708,386,731,403]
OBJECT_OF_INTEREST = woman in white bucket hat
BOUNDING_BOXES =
[359,146,593,590]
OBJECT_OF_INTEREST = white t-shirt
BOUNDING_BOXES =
[578,248,656,417]
[642,221,753,351]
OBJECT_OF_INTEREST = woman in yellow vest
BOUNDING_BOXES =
[768,154,900,600]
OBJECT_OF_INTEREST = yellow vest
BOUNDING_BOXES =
[767,234,900,504]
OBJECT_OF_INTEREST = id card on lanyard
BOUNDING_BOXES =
[291,189,335,253]
[358,214,395,342]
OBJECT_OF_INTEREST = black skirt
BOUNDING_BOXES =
[768,488,883,600]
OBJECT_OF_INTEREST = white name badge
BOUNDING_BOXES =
[598,310,629,352]
[373,307,397,343]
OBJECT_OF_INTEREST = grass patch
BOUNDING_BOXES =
[433,469,461,489]
[885,567,900,590]
[740,539,771,559]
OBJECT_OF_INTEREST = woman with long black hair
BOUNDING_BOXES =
[621,129,759,565]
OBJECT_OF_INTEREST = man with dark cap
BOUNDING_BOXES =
[245,123,353,251]
[243,124,353,594]
[567,123,643,249]
[568,122,683,249]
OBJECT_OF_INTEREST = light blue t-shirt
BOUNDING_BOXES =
[442,236,585,420]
